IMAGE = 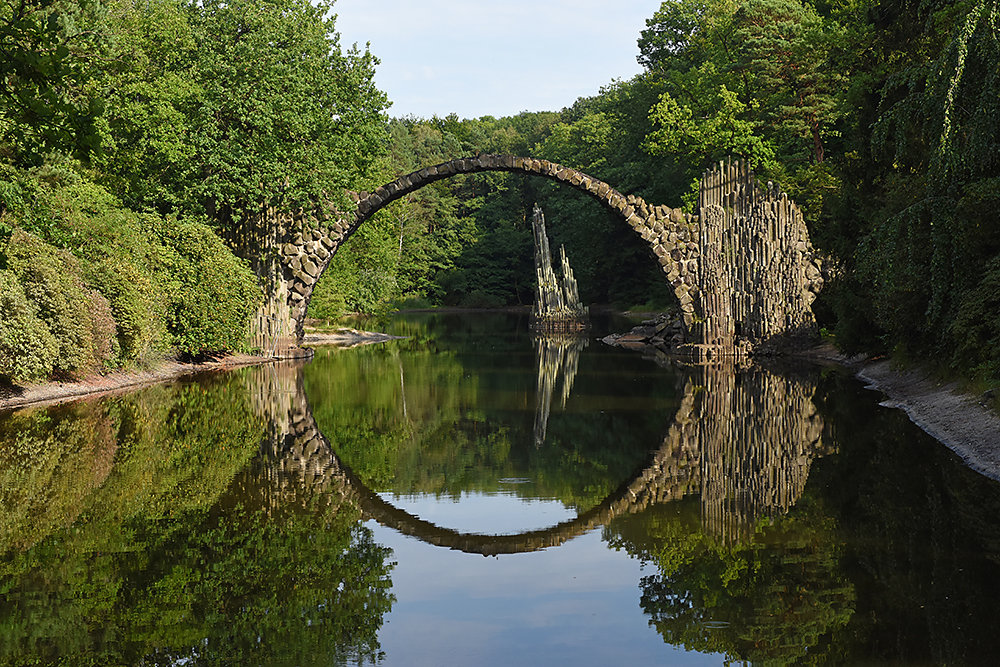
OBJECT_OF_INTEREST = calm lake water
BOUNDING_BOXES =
[3,312,1000,666]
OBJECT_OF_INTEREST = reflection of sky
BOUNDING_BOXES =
[368,493,725,666]
[380,491,576,534]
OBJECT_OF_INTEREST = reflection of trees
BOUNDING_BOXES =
[0,370,394,666]
[607,498,854,665]
[602,360,852,665]
[532,334,588,446]
[304,330,668,510]
[806,371,1000,664]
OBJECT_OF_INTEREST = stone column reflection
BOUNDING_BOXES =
[532,334,589,446]
[238,357,830,551]
[237,361,352,515]
[630,360,830,542]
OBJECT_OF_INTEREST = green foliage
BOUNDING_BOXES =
[310,215,400,317]
[93,0,389,218]
[87,256,166,364]
[951,256,1000,378]
[835,0,1000,375]
[157,220,260,355]
[0,0,108,164]
[3,229,108,375]
[0,269,58,383]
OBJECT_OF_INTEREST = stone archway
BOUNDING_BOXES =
[242,156,824,359]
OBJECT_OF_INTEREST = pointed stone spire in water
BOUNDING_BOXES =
[530,204,588,332]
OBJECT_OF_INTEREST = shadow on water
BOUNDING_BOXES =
[2,312,1000,665]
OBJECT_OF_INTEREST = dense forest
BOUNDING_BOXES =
[1,0,998,385]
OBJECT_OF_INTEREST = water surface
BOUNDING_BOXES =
[2,312,1000,665]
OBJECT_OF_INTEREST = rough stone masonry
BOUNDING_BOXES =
[233,155,823,360]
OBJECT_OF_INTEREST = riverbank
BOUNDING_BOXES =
[795,342,1000,481]
[855,359,1000,483]
[602,316,1000,481]
[0,328,407,413]
[0,353,275,412]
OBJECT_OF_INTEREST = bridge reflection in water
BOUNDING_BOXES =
[239,355,831,551]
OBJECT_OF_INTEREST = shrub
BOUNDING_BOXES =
[0,270,59,384]
[951,257,1000,381]
[87,256,167,364]
[460,289,505,309]
[308,269,348,320]
[157,220,261,355]
[85,287,118,369]
[4,229,109,376]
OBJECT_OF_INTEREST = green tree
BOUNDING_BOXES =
[0,0,107,164]
[93,0,389,220]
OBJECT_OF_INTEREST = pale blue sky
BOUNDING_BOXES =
[332,0,663,120]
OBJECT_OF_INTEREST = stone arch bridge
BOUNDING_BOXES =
[237,360,831,553]
[231,155,824,360]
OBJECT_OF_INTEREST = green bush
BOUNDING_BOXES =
[4,229,110,376]
[0,270,59,383]
[87,256,167,364]
[951,257,1000,381]
[85,287,118,369]
[158,220,261,355]
[308,269,348,320]
[460,289,505,309]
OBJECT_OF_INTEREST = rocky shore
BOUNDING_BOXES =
[602,314,1000,481]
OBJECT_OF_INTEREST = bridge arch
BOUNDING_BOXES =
[254,155,824,359]
[274,154,700,342]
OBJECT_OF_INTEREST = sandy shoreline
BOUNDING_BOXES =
[3,330,998,483]
[0,353,275,412]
